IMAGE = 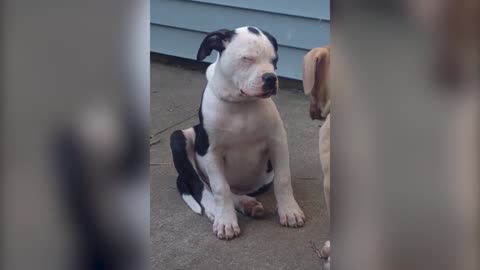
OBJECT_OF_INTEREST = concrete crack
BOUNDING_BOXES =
[150,113,197,146]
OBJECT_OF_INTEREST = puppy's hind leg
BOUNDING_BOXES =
[199,187,216,221]
[232,194,267,218]
[170,129,205,214]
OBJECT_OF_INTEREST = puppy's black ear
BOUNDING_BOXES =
[196,29,234,61]
[259,29,278,52]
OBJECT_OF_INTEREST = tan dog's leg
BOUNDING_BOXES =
[320,115,331,213]
[320,115,331,258]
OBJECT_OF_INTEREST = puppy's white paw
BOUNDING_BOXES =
[212,209,240,240]
[277,200,305,227]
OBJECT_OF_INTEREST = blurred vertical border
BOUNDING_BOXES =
[332,0,479,270]
[2,1,149,270]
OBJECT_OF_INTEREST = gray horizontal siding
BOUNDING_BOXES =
[151,0,330,50]
[189,0,330,20]
[151,0,330,79]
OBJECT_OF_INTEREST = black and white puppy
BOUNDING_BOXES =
[170,26,305,240]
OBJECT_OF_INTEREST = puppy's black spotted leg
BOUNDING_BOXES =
[170,130,205,214]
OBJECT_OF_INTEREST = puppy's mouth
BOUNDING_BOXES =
[240,89,273,99]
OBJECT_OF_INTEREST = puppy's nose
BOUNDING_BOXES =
[262,73,277,86]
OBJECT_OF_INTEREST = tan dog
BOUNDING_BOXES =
[303,46,331,261]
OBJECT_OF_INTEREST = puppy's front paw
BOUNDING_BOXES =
[213,210,240,240]
[277,200,305,227]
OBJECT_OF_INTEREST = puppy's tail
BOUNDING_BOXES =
[169,130,204,214]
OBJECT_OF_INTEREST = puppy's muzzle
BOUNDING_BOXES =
[262,72,278,95]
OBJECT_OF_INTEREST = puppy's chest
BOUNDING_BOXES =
[206,113,269,146]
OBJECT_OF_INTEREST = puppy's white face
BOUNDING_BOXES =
[219,27,278,99]
[197,26,279,100]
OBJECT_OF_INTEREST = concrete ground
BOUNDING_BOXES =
[150,56,329,270]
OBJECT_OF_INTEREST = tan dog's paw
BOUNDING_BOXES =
[277,201,305,227]
[212,210,240,240]
[321,240,331,259]
[321,240,331,269]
